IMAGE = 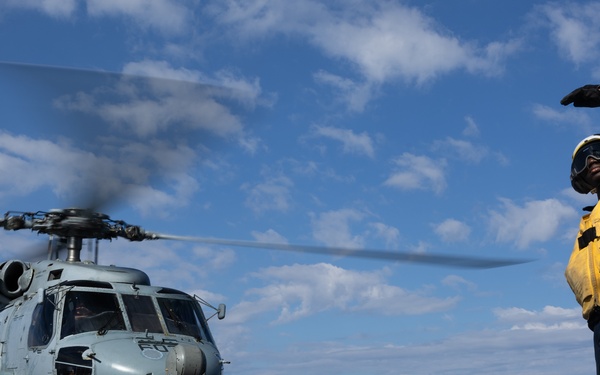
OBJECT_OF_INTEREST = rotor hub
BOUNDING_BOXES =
[0,208,152,262]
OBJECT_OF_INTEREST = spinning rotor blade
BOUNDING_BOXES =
[148,233,532,269]
[0,61,248,214]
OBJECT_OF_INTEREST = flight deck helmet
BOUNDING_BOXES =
[571,134,600,194]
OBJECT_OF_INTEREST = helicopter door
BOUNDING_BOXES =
[25,293,57,373]
[2,298,37,373]
[28,292,56,347]
[0,300,21,372]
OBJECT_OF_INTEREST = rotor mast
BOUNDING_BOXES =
[66,236,83,262]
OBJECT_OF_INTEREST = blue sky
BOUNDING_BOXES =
[0,1,599,374]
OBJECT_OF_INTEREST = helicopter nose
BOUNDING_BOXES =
[66,339,220,375]
[166,344,206,375]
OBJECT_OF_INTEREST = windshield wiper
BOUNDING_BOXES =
[97,309,122,336]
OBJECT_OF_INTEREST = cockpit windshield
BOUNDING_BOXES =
[122,294,163,333]
[157,297,210,341]
[59,290,214,343]
[60,291,125,338]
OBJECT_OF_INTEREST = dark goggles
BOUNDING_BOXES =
[573,141,600,175]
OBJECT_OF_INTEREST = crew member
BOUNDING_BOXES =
[565,134,600,374]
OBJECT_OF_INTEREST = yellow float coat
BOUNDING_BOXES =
[566,204,600,320]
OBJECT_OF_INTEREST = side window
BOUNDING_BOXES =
[28,293,56,347]
[122,295,163,333]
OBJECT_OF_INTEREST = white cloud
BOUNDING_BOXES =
[488,198,578,249]
[122,60,205,82]
[55,69,246,140]
[313,70,375,112]
[2,0,77,17]
[532,103,594,134]
[433,137,489,164]
[494,305,582,330]
[309,125,375,158]
[368,222,400,248]
[383,153,447,194]
[99,240,226,293]
[434,219,471,243]
[307,209,402,250]
[53,61,266,155]
[4,0,189,33]
[123,61,268,110]
[537,3,600,65]
[86,0,190,35]
[0,133,117,201]
[0,132,200,215]
[442,275,477,292]
[210,0,519,85]
[251,229,289,244]
[229,263,458,324]
[310,208,366,248]
[192,245,237,270]
[309,4,512,84]
[242,175,294,214]
[463,116,481,137]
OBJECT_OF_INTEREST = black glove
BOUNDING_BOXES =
[561,85,600,107]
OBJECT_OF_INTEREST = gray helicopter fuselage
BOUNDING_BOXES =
[0,259,224,374]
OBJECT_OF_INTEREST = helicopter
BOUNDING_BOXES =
[0,208,229,375]
[0,62,532,375]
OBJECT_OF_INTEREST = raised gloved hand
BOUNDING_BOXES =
[561,85,600,107]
